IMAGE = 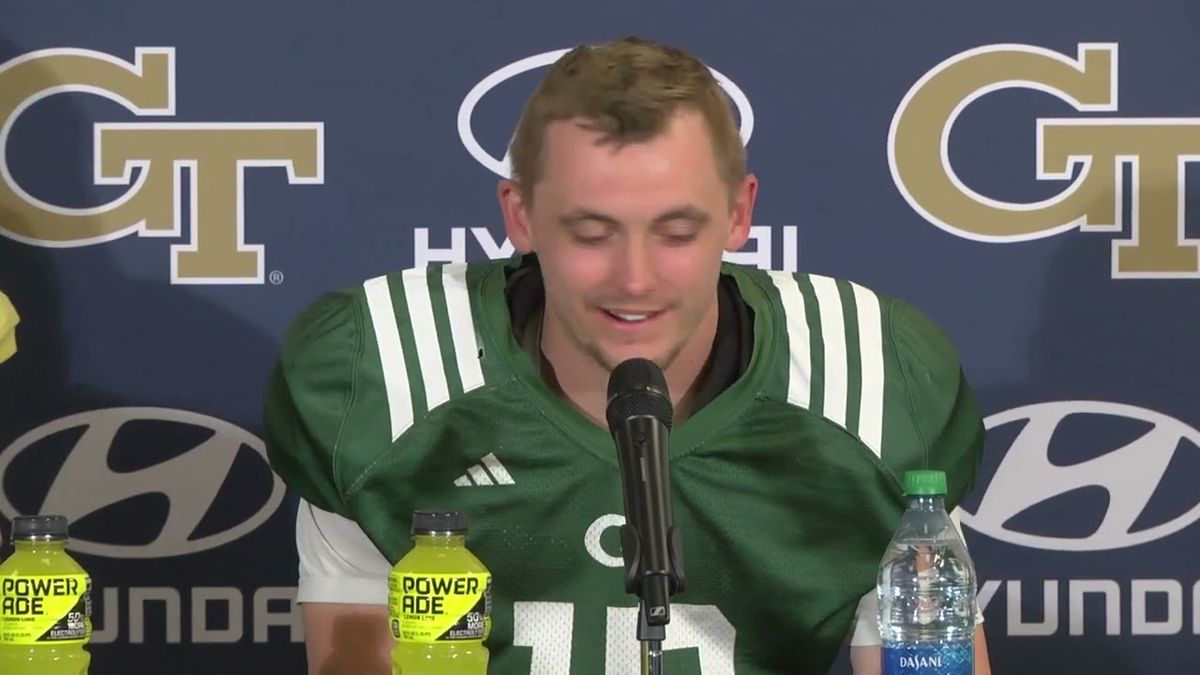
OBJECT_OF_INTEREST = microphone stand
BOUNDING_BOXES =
[639,604,665,675]
[620,512,686,675]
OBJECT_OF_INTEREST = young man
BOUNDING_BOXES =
[264,36,991,674]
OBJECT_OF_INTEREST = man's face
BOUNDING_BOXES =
[501,110,757,374]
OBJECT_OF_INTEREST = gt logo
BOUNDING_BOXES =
[0,48,324,284]
[890,42,1200,278]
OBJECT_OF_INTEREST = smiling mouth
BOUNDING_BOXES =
[600,308,664,324]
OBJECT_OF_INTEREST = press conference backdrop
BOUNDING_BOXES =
[0,2,1198,673]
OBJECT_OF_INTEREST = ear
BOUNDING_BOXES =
[498,179,535,253]
[723,173,759,252]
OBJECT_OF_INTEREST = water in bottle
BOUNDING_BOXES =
[389,510,491,675]
[877,470,976,675]
[0,515,92,675]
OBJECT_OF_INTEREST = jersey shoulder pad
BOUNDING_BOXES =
[751,269,984,507]
[264,261,499,515]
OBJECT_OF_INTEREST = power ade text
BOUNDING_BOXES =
[2,577,81,615]
[402,576,480,614]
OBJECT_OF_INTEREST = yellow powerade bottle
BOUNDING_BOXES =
[389,510,491,675]
[0,515,92,675]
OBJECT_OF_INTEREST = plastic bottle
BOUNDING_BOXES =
[0,515,92,675]
[878,470,976,674]
[389,510,491,675]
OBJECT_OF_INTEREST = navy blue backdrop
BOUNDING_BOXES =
[1,3,1198,673]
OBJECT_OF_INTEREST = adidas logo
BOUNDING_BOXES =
[453,452,514,486]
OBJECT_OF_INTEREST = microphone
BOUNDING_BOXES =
[606,358,685,628]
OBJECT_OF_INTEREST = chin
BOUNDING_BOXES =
[595,344,671,372]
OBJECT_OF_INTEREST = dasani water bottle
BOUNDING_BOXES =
[877,470,977,675]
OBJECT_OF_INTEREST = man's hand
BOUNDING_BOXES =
[303,603,393,675]
[850,624,991,675]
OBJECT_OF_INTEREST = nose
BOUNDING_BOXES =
[613,235,654,298]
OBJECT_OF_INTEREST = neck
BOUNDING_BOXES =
[540,298,720,428]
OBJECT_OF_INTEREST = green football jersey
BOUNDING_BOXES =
[264,255,984,675]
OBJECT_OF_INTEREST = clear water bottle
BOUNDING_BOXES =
[877,470,976,674]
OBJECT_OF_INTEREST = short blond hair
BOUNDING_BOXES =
[509,35,745,202]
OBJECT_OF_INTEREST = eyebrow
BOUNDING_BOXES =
[557,205,711,229]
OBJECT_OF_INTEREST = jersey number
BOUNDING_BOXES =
[513,601,736,674]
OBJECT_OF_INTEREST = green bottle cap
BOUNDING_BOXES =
[904,470,947,496]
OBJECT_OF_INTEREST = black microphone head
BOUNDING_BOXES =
[605,357,673,430]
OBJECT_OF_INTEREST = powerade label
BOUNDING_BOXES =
[388,573,491,643]
[0,574,91,645]
[883,641,972,675]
